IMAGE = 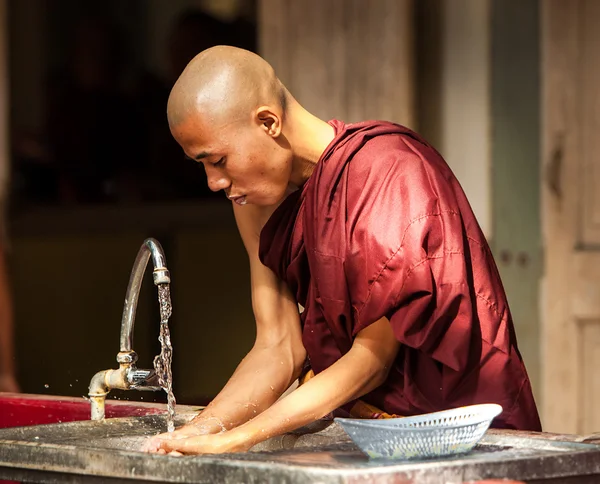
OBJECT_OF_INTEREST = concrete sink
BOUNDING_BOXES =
[1,395,600,483]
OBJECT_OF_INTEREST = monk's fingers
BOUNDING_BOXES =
[157,438,191,454]
[140,437,161,453]
[168,450,184,457]
[151,424,210,443]
[141,432,185,453]
[158,435,215,455]
[170,424,220,438]
[143,427,194,449]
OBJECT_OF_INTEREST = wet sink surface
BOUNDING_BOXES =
[1,414,600,484]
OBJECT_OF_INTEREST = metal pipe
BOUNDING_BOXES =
[89,238,170,421]
[88,370,110,421]
[119,238,170,353]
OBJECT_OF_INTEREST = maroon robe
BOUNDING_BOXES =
[259,120,541,431]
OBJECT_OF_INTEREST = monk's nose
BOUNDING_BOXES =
[207,173,231,192]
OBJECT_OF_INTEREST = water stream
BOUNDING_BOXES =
[153,284,176,433]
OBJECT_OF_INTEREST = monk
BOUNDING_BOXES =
[143,46,541,455]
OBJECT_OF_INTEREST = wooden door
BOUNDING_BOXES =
[542,0,600,434]
[258,0,415,126]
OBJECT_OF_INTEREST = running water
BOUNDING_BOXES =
[153,284,176,433]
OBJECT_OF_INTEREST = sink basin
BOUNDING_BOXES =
[0,393,199,484]
[0,393,173,429]
[2,394,600,483]
[1,410,600,483]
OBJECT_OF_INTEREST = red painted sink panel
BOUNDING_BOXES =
[0,392,166,429]
[0,393,172,484]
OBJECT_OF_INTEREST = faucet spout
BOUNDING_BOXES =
[120,238,170,353]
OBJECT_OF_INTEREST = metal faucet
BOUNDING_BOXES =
[88,238,171,420]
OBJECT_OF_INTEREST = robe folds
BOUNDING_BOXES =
[259,120,541,431]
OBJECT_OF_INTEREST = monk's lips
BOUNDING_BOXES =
[228,195,247,205]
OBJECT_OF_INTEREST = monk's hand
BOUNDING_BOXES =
[141,416,227,454]
[144,430,252,456]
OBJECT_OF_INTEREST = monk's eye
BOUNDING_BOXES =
[214,157,225,167]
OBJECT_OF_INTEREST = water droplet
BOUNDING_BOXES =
[69,384,73,387]
[34,436,39,440]
[44,384,49,388]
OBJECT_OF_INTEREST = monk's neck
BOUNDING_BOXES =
[286,108,336,187]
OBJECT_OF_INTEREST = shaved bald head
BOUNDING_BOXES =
[164,46,335,207]
[167,45,286,129]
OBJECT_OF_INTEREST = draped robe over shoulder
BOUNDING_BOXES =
[259,120,541,431]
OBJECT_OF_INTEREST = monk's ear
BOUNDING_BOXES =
[255,107,282,138]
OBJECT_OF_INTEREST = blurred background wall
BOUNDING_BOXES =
[4,0,588,433]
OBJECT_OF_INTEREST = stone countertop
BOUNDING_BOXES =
[1,414,600,484]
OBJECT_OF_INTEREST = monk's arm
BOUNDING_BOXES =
[184,204,306,433]
[156,316,400,454]
[187,266,305,432]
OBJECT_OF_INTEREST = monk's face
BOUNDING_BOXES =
[171,112,292,206]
